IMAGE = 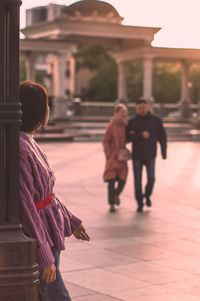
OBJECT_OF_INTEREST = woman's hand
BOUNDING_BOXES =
[142,131,150,139]
[73,224,90,241]
[41,263,56,284]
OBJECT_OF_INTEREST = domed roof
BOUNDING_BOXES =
[63,0,121,19]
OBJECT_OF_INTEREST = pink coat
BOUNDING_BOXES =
[103,118,128,181]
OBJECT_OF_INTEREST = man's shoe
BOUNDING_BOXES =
[115,195,120,206]
[146,196,152,207]
[137,204,143,213]
[109,205,116,212]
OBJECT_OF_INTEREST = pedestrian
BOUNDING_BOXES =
[19,81,90,301]
[103,104,130,212]
[126,98,167,212]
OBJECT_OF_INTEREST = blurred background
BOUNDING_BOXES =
[19,0,200,141]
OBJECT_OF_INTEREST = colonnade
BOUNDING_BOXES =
[23,49,194,118]
[117,56,192,104]
[24,50,75,118]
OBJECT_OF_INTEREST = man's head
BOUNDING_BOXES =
[135,99,149,117]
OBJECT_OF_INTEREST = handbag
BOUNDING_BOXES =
[117,147,132,162]
[113,126,132,162]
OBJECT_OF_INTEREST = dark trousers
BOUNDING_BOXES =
[39,248,71,301]
[107,178,125,205]
[133,159,155,206]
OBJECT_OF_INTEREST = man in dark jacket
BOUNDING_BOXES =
[126,99,167,212]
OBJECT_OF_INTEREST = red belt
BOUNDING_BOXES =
[35,193,55,211]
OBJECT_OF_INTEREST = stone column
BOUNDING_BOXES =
[65,53,76,100]
[143,56,153,100]
[25,52,37,82]
[181,61,190,101]
[53,51,67,118]
[117,61,128,103]
[68,53,76,98]
[45,56,54,116]
[45,61,54,95]
[179,61,192,118]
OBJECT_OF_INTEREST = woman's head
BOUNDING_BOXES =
[20,81,49,133]
[114,104,127,121]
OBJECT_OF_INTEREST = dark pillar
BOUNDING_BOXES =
[0,1,39,300]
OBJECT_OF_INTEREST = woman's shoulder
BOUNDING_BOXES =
[105,119,114,130]
[19,132,34,158]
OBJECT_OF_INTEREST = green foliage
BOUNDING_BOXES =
[85,57,117,101]
[127,61,143,102]
[75,45,116,71]
[75,46,184,103]
[20,56,45,87]
[35,70,45,87]
[75,45,117,101]
[153,63,181,103]
[190,68,200,102]
[20,56,26,82]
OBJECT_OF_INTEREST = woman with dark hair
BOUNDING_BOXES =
[103,104,129,212]
[19,82,90,301]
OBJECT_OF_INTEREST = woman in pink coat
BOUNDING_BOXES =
[103,104,128,212]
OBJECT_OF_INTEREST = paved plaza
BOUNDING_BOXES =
[41,141,200,301]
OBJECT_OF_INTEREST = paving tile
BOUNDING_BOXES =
[110,285,200,301]
[100,225,154,238]
[60,255,93,272]
[83,227,122,240]
[42,141,200,300]
[73,293,123,301]
[182,231,200,243]
[65,282,95,298]
[105,262,192,285]
[89,237,140,249]
[152,239,200,257]
[108,243,179,261]
[163,277,200,296]
[133,233,179,244]
[65,239,95,252]
[65,248,135,268]
[63,268,149,295]
[152,254,200,274]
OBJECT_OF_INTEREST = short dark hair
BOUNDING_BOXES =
[20,81,48,133]
[136,98,147,105]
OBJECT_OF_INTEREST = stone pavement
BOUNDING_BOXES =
[41,141,200,301]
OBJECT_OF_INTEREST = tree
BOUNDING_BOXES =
[153,63,181,103]
[20,56,26,82]
[75,45,118,101]
[75,46,184,103]
[190,66,200,102]
[127,61,143,102]
[20,56,45,87]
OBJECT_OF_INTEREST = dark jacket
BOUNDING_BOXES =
[126,112,167,161]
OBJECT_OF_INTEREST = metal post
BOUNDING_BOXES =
[0,1,39,300]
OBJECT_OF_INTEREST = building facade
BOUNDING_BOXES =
[20,0,200,118]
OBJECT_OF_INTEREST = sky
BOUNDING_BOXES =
[20,0,200,49]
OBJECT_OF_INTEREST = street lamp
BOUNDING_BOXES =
[0,0,39,299]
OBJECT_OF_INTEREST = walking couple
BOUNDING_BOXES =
[103,99,167,213]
